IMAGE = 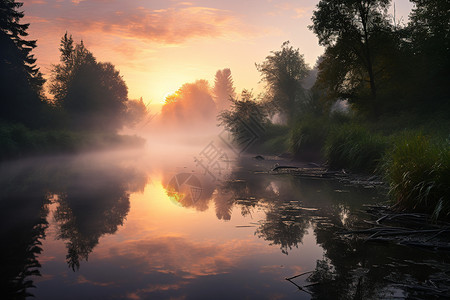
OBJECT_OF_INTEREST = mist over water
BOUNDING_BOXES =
[2,133,449,299]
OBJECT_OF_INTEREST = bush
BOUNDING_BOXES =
[324,124,390,172]
[383,134,450,219]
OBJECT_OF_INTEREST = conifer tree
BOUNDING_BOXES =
[0,0,45,125]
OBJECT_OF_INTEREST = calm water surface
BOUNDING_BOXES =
[1,147,449,299]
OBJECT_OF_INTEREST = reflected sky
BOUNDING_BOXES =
[2,148,449,299]
[34,174,323,299]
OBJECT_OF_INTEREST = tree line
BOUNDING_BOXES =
[0,0,149,135]
[237,0,449,125]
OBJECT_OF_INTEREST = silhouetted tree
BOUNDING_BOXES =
[0,0,45,126]
[407,0,450,113]
[310,0,392,117]
[256,41,309,125]
[212,68,236,112]
[218,89,268,151]
[50,33,128,132]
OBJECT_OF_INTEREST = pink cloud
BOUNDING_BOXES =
[98,235,267,278]
[271,2,311,19]
[25,1,249,45]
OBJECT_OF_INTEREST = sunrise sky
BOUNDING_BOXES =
[22,0,414,110]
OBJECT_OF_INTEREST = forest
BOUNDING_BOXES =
[1,0,449,219]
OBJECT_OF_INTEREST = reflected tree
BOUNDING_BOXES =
[53,168,132,270]
[306,207,450,299]
[0,163,50,299]
[256,202,310,255]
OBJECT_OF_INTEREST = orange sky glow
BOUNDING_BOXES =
[22,0,413,111]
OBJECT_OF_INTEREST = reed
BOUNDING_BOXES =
[383,133,450,219]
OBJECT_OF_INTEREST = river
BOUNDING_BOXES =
[1,144,449,299]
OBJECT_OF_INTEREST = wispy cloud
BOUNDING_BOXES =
[25,1,251,44]
[269,2,311,19]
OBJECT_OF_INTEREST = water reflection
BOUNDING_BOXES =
[308,209,450,299]
[0,152,149,298]
[0,174,48,299]
[1,153,449,299]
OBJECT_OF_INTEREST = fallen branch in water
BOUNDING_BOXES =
[285,271,315,295]
[340,206,450,251]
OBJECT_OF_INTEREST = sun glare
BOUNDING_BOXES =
[161,91,176,103]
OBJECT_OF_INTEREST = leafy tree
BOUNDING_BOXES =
[212,68,236,112]
[160,80,217,128]
[409,0,450,60]
[0,0,45,126]
[407,0,450,113]
[125,97,154,128]
[310,0,392,116]
[256,41,309,125]
[218,89,268,148]
[50,33,128,132]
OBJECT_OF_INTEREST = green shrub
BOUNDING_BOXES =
[383,134,450,219]
[324,124,390,172]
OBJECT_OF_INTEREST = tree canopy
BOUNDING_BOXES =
[310,0,392,116]
[256,41,309,124]
[50,33,128,132]
[311,0,450,117]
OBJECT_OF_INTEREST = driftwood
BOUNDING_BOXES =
[285,271,315,295]
[269,165,385,187]
[340,205,450,251]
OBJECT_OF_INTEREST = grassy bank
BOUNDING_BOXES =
[263,114,450,219]
[384,134,450,219]
[0,122,145,161]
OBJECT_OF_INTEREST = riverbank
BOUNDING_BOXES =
[0,122,145,161]
[251,117,450,220]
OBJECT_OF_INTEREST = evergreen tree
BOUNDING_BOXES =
[212,68,236,112]
[0,0,45,126]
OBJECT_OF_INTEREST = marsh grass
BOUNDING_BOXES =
[324,124,390,172]
[383,133,450,219]
[290,118,327,154]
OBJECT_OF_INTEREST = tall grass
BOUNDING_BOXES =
[290,116,329,160]
[324,124,390,172]
[383,134,450,219]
